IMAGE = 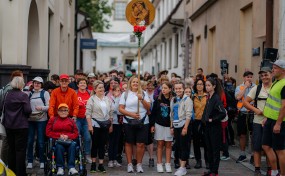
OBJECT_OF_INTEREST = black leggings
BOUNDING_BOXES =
[192,120,208,162]
[91,127,109,159]
[174,126,190,161]
[204,122,222,174]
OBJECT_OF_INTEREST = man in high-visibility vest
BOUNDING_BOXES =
[235,71,255,163]
[262,60,285,176]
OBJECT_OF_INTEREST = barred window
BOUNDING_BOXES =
[114,1,127,20]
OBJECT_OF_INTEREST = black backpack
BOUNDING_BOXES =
[224,89,238,113]
[29,90,46,106]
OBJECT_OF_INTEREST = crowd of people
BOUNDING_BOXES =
[0,60,285,176]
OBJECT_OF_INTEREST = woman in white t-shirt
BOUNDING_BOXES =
[119,76,151,173]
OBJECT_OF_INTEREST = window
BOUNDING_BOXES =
[114,1,127,20]
[110,57,117,67]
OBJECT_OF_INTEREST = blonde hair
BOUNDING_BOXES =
[127,76,141,92]
[11,76,25,90]
[91,80,104,95]
[158,75,169,85]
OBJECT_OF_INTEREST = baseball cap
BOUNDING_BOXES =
[58,103,69,109]
[273,60,285,69]
[258,67,272,74]
[87,73,96,78]
[59,74,69,80]
[32,76,43,83]
[243,71,254,77]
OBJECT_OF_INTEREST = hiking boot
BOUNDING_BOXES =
[90,162,96,173]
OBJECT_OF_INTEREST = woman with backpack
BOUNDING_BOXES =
[119,76,151,173]
[76,78,92,163]
[26,76,50,169]
[171,82,193,176]
[202,78,227,176]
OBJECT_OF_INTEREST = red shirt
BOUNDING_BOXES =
[87,85,93,91]
[46,116,78,140]
[77,91,90,118]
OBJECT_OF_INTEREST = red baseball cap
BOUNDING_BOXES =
[59,74,69,80]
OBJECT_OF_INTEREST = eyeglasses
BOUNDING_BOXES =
[34,82,41,85]
[60,80,69,83]
[58,110,68,113]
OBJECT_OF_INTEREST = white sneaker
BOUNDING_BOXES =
[68,168,78,175]
[114,160,122,167]
[108,160,114,168]
[171,151,175,159]
[174,167,187,176]
[127,163,134,173]
[26,163,33,169]
[85,155,92,164]
[57,167,64,175]
[40,163,44,169]
[165,163,172,173]
[136,163,144,173]
[157,163,164,173]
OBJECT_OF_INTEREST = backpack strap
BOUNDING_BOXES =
[254,84,263,108]
[29,90,46,106]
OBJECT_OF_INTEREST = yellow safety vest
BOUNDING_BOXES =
[263,79,285,121]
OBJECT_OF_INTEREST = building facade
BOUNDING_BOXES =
[93,0,138,74]
[0,0,75,86]
[141,0,185,77]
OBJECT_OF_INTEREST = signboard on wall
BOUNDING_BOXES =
[80,39,97,49]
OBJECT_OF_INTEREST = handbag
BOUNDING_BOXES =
[124,115,147,128]
[56,139,73,146]
[93,119,111,129]
[29,111,45,121]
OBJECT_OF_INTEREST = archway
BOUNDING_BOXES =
[27,0,40,68]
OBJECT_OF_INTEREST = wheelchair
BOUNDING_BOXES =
[44,135,87,176]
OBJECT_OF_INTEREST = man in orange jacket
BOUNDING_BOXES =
[48,74,79,120]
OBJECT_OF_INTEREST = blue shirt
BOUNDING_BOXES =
[173,98,181,121]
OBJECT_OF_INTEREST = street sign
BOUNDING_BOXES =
[80,39,97,49]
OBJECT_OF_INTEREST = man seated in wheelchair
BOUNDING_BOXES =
[46,103,79,175]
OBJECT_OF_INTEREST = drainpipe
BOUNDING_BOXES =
[265,0,273,48]
[74,0,78,73]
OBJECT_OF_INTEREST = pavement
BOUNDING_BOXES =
[23,145,262,176]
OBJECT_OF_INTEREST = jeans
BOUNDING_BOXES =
[108,124,122,160]
[27,121,47,163]
[55,141,77,169]
[76,118,91,155]
[6,128,28,176]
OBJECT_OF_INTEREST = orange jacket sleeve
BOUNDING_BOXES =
[48,90,57,118]
[71,91,79,117]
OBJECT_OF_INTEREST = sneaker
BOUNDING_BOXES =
[98,164,106,173]
[40,163,44,169]
[108,161,114,168]
[136,163,144,173]
[254,170,262,176]
[127,163,134,173]
[149,158,154,167]
[85,155,92,164]
[68,168,78,175]
[157,163,164,173]
[113,160,122,167]
[174,167,187,176]
[165,163,172,173]
[57,167,64,176]
[250,155,254,165]
[194,160,202,169]
[220,156,230,161]
[26,163,33,169]
[171,151,175,159]
[132,159,137,166]
[90,162,96,173]
[189,154,195,159]
[236,155,247,163]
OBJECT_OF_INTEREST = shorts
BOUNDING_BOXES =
[123,123,149,144]
[262,118,285,150]
[237,112,253,136]
[252,123,263,152]
[154,123,173,142]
